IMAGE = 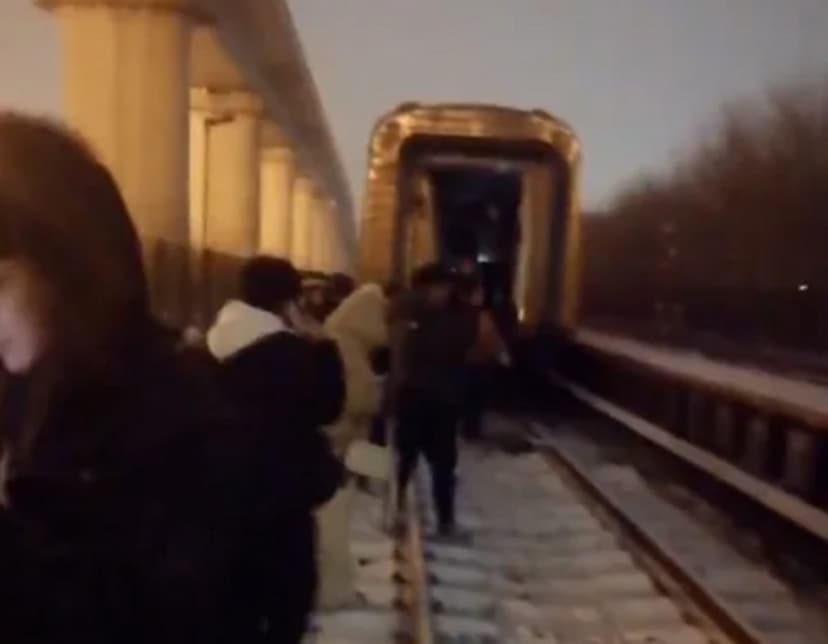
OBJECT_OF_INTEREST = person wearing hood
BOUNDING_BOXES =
[315,284,389,609]
[0,113,262,642]
[207,256,345,642]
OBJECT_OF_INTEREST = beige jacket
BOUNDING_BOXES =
[324,284,388,458]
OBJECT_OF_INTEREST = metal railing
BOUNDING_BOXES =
[550,331,828,544]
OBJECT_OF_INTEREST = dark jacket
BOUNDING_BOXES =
[396,294,479,404]
[206,301,345,510]
[206,300,345,641]
[211,332,345,509]
[0,331,256,644]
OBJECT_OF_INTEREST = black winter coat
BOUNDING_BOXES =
[398,297,479,404]
[211,331,346,641]
[214,332,345,511]
[0,334,259,644]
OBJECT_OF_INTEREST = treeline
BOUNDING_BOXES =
[581,79,828,355]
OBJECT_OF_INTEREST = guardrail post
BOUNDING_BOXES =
[686,390,707,445]
[661,383,681,434]
[713,403,735,457]
[742,416,770,476]
[782,429,818,498]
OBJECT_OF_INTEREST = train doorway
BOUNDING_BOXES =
[399,150,562,327]
[430,165,522,311]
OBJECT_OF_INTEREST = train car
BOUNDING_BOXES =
[359,102,582,332]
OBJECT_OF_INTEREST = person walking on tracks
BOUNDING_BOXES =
[393,263,478,538]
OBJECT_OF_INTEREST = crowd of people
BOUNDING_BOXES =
[0,112,511,643]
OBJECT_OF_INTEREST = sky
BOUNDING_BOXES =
[3,1,827,210]
[0,3,60,117]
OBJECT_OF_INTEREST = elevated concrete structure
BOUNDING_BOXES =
[259,141,295,258]
[37,0,356,300]
[189,0,355,259]
[290,176,315,270]
[40,0,196,249]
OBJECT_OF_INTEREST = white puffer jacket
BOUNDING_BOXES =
[323,284,388,458]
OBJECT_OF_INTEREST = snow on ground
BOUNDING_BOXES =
[310,490,402,644]
[421,444,706,643]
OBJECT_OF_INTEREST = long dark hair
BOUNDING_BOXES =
[0,113,150,374]
[0,113,152,461]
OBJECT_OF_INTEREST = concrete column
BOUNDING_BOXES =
[39,0,197,246]
[327,220,347,275]
[259,146,295,258]
[189,110,209,252]
[341,238,355,276]
[310,196,331,273]
[187,109,209,325]
[39,0,203,322]
[306,191,323,272]
[327,233,340,274]
[310,205,326,273]
[325,205,343,274]
[319,225,336,273]
[290,176,314,269]
[204,92,262,257]
[321,214,338,274]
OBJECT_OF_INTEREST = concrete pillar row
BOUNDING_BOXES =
[259,146,296,259]
[188,109,210,253]
[322,203,349,275]
[308,193,326,273]
[315,195,342,275]
[334,220,356,275]
[38,0,207,321]
[290,176,315,270]
[322,212,338,275]
[325,230,339,274]
[197,90,263,258]
[324,213,344,275]
[38,0,200,246]
[338,237,355,276]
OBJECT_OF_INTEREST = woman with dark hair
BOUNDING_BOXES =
[0,113,259,642]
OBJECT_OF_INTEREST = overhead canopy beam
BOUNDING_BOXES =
[191,0,355,250]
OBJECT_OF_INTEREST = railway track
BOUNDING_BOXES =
[527,426,815,644]
[420,433,717,643]
[310,410,823,643]
[420,414,820,643]
[307,485,427,643]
